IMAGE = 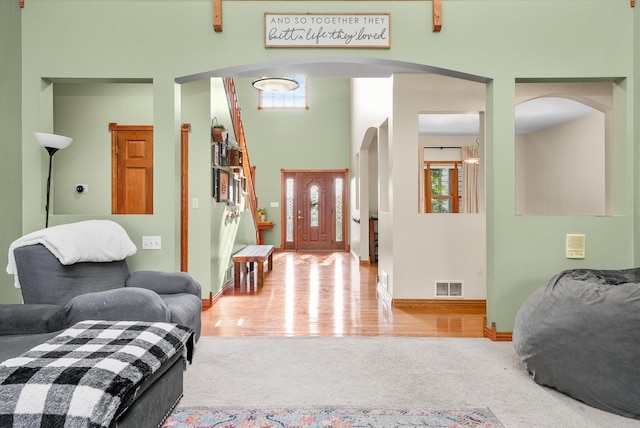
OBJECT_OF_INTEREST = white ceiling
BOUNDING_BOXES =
[177,58,598,136]
[513,96,599,135]
[419,114,480,136]
[418,97,598,136]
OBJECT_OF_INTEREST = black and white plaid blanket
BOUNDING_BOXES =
[0,320,193,428]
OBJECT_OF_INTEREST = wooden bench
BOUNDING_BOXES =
[232,245,274,290]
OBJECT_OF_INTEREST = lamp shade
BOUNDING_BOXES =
[252,77,299,92]
[34,132,73,150]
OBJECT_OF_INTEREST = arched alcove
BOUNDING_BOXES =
[515,92,612,216]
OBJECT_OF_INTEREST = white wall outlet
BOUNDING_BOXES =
[75,184,88,194]
[142,236,162,250]
[270,202,279,207]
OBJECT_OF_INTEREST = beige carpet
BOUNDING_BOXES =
[180,337,639,428]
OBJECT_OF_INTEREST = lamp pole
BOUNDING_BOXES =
[44,147,59,228]
[34,132,73,228]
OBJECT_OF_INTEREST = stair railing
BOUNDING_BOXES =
[222,78,259,234]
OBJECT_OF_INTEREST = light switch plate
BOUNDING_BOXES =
[142,236,162,250]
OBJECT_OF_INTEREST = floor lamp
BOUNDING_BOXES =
[34,132,73,228]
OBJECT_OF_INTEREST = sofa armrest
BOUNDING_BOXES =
[0,304,66,336]
[64,287,171,326]
[126,271,201,298]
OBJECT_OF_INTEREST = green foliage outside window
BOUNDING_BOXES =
[430,169,450,213]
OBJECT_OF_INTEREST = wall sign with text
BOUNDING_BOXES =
[264,13,390,48]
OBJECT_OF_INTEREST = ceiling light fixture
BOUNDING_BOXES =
[252,77,299,92]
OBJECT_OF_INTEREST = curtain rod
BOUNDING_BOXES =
[425,139,480,150]
[425,146,462,149]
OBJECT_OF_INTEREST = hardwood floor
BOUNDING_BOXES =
[201,251,485,337]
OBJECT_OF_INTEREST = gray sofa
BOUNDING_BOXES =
[0,304,188,427]
[0,304,65,364]
[13,243,201,342]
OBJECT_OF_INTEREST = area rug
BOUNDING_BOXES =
[163,406,504,427]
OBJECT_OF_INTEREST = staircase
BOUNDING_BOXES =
[222,78,259,236]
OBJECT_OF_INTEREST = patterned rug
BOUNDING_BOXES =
[163,406,504,427]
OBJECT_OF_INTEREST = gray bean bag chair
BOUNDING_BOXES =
[513,268,640,419]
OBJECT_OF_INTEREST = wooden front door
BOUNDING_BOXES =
[282,170,348,251]
[110,123,154,214]
[297,172,333,250]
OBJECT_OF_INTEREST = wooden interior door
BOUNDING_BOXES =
[110,123,154,214]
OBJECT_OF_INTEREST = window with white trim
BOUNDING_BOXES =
[258,77,308,110]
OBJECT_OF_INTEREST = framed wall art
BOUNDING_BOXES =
[212,142,219,166]
[234,177,240,205]
[212,168,219,200]
[218,169,230,202]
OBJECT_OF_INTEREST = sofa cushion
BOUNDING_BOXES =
[0,332,62,364]
[14,244,130,306]
[0,304,65,335]
[64,287,171,326]
[160,293,202,342]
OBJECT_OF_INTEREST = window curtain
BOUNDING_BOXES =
[461,146,479,213]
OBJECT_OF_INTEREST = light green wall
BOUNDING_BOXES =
[235,77,351,247]
[53,82,153,215]
[182,79,213,296]
[0,1,24,303]
[181,78,259,297]
[486,79,633,330]
[7,0,639,331]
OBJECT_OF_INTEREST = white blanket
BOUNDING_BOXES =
[6,220,137,288]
